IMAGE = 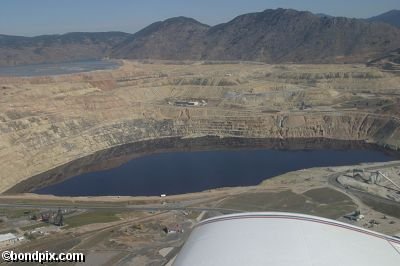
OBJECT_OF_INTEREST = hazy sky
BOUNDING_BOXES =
[0,0,398,36]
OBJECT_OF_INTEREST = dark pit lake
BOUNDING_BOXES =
[33,147,396,197]
[0,60,119,77]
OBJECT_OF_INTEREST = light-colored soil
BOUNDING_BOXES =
[1,60,400,192]
[1,61,400,265]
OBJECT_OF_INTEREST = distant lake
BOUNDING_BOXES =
[0,60,119,77]
[34,148,396,197]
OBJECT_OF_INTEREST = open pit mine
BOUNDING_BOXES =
[1,60,400,265]
[1,60,400,193]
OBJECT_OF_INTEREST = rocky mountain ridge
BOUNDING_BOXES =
[1,8,400,66]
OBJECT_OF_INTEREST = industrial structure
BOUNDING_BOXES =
[32,209,64,226]
[351,169,400,191]
[343,210,365,221]
[169,99,207,107]
[163,224,184,234]
[0,233,19,247]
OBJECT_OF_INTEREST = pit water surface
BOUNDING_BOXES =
[0,60,119,76]
[34,148,396,196]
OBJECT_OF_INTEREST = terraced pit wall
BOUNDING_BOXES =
[3,112,400,193]
[2,61,400,193]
